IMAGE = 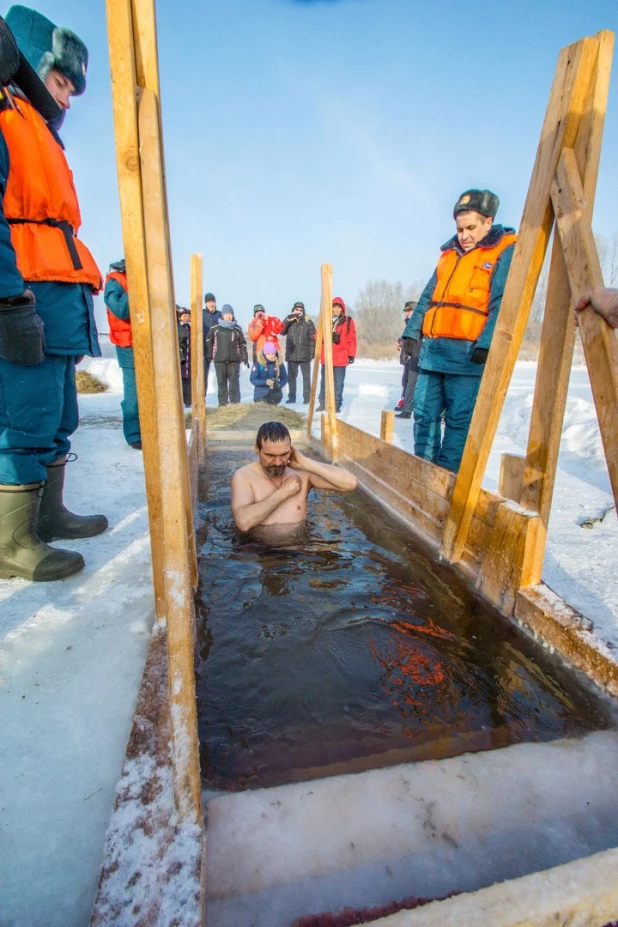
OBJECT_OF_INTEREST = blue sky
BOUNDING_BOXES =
[20,0,618,329]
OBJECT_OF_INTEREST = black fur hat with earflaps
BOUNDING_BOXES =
[5,5,88,95]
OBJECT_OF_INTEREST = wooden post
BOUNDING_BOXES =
[138,88,201,824]
[518,31,615,584]
[380,410,395,444]
[440,32,612,564]
[105,0,165,620]
[190,253,206,460]
[498,453,525,503]
[321,264,338,461]
[551,147,618,507]
[106,0,202,826]
[306,303,324,438]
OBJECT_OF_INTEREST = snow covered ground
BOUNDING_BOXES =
[0,357,616,926]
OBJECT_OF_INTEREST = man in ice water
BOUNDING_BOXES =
[231,421,357,532]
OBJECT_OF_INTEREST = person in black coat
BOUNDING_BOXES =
[203,292,221,393]
[205,304,248,406]
[177,307,193,407]
[281,301,316,404]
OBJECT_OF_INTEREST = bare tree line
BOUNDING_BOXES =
[352,230,617,359]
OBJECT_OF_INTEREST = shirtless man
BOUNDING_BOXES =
[231,421,357,532]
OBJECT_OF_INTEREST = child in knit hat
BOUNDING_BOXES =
[250,341,288,405]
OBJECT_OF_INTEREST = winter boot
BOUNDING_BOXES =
[37,458,108,543]
[0,483,85,581]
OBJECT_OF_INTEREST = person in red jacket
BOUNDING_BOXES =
[248,304,284,360]
[316,296,357,413]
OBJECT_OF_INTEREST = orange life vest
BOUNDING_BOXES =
[422,233,517,341]
[105,270,132,348]
[0,90,102,290]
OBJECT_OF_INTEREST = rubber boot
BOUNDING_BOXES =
[0,483,85,581]
[37,458,109,543]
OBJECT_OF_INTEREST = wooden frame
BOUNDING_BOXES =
[441,31,616,578]
[307,263,338,458]
[104,0,201,828]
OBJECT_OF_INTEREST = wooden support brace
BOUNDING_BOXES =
[190,253,206,460]
[105,0,165,619]
[320,264,338,461]
[138,87,202,825]
[498,453,525,503]
[551,146,618,510]
[441,33,608,564]
[476,501,540,615]
[380,410,395,444]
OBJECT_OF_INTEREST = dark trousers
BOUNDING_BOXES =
[182,376,192,408]
[215,361,241,406]
[119,363,142,445]
[318,365,346,410]
[412,371,482,472]
[256,389,283,406]
[287,360,311,402]
[401,366,419,414]
[204,359,211,394]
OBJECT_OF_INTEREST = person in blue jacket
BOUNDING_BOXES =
[0,6,107,582]
[250,341,288,405]
[103,260,142,449]
[402,189,516,472]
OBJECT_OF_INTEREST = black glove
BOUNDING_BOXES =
[332,331,341,344]
[471,347,489,365]
[402,337,417,356]
[348,355,355,365]
[0,289,45,366]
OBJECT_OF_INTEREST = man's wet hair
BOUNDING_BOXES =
[256,421,291,449]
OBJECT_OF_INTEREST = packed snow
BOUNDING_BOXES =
[0,355,616,926]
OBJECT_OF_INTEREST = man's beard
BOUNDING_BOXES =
[264,463,286,478]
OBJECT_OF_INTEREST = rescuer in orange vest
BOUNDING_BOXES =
[0,6,107,582]
[402,189,516,472]
[104,260,142,450]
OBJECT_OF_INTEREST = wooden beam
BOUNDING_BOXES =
[476,501,540,615]
[190,253,206,461]
[321,264,338,461]
[551,145,618,511]
[306,295,323,438]
[105,0,165,619]
[518,32,614,584]
[138,87,202,825]
[499,453,525,503]
[380,410,395,444]
[441,35,602,563]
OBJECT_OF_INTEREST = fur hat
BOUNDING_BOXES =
[263,341,277,355]
[6,5,88,95]
[109,259,126,274]
[204,292,216,303]
[404,301,416,313]
[453,189,499,220]
[253,304,265,315]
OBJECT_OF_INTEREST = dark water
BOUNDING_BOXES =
[195,450,613,791]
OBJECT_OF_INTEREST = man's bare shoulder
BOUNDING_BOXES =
[233,461,261,481]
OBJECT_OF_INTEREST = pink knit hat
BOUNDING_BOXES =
[263,342,277,354]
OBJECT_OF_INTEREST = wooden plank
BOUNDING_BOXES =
[190,253,206,460]
[441,36,600,563]
[499,453,525,502]
[321,264,338,460]
[138,87,202,825]
[520,32,614,584]
[306,276,323,438]
[515,585,618,697]
[380,410,394,443]
[476,502,540,615]
[551,146,618,510]
[105,0,165,619]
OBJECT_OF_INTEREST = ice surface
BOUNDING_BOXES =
[205,732,618,927]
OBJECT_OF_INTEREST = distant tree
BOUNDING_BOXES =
[595,231,618,287]
[353,279,420,347]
